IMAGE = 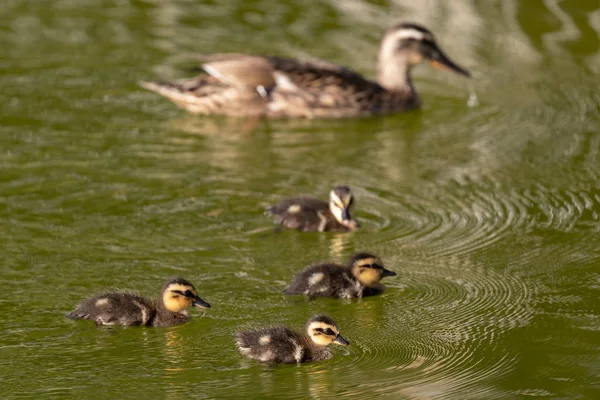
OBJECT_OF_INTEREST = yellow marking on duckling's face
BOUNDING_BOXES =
[307,321,340,346]
[352,257,385,287]
[287,204,301,214]
[95,298,110,307]
[163,283,197,313]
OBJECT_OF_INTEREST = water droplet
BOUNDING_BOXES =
[467,92,479,108]
[466,81,479,108]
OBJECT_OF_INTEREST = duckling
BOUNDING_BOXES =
[285,252,396,299]
[266,186,359,232]
[141,22,470,118]
[67,277,210,327]
[236,315,349,364]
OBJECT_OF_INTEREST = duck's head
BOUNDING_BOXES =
[378,22,470,90]
[349,252,396,287]
[329,186,359,230]
[307,315,350,346]
[161,277,211,313]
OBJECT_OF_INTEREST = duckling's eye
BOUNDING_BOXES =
[183,290,195,298]
[371,263,383,270]
[324,328,335,336]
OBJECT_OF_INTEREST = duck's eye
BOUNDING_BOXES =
[371,264,383,270]
[183,290,195,298]
[324,328,335,336]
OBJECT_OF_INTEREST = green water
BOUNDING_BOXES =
[1,0,599,398]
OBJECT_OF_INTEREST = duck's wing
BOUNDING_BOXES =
[267,56,375,87]
[265,56,394,117]
[140,53,274,116]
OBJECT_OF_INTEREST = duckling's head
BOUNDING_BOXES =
[329,186,359,230]
[306,315,350,346]
[378,22,470,91]
[161,277,211,313]
[349,252,396,287]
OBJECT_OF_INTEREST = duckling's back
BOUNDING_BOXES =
[67,292,157,326]
[285,264,360,298]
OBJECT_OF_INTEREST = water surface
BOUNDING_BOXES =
[1,0,599,399]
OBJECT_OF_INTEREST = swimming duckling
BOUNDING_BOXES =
[67,277,210,327]
[285,252,396,299]
[266,186,359,232]
[236,315,349,364]
[141,22,470,118]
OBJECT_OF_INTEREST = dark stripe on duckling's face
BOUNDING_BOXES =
[314,327,350,346]
[163,283,210,312]
[171,289,211,309]
[308,320,347,346]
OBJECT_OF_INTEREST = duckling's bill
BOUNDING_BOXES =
[193,297,211,309]
[334,334,350,346]
[381,268,397,277]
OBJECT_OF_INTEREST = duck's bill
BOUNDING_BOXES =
[382,268,397,277]
[333,335,350,346]
[430,50,471,78]
[193,297,211,309]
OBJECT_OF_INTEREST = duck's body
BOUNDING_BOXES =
[141,55,417,118]
[141,23,470,118]
[67,277,210,327]
[236,315,349,364]
[285,253,396,299]
[266,186,358,232]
